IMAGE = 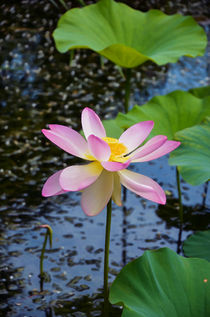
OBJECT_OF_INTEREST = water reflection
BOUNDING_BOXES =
[156,198,210,231]
[0,0,210,315]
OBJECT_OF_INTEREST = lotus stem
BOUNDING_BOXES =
[48,0,68,10]
[202,181,209,207]
[69,50,75,66]
[58,0,68,10]
[123,68,131,205]
[176,167,183,253]
[124,68,132,113]
[176,167,183,224]
[39,225,53,277]
[177,225,183,254]
[77,0,86,6]
[104,199,112,316]
[122,206,128,265]
[40,230,48,277]
[49,0,59,8]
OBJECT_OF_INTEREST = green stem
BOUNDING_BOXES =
[124,68,132,113]
[58,0,68,10]
[176,167,183,224]
[104,199,112,316]
[122,68,132,204]
[49,0,59,9]
[77,0,85,6]
[69,50,75,66]
[202,181,209,207]
[40,230,49,277]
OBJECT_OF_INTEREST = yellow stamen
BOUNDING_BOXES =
[102,137,128,162]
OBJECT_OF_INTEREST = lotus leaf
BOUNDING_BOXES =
[183,230,210,262]
[53,0,207,68]
[169,120,210,185]
[116,90,210,139]
[189,85,210,99]
[183,230,210,261]
[109,247,210,317]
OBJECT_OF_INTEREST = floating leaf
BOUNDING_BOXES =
[116,90,210,139]
[189,86,210,99]
[109,247,210,317]
[183,231,210,262]
[53,0,207,68]
[169,121,210,185]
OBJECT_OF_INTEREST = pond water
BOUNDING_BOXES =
[0,1,210,316]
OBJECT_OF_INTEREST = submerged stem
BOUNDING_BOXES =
[123,68,131,206]
[124,68,132,113]
[40,231,49,277]
[104,199,112,316]
[202,181,209,207]
[77,0,85,6]
[39,225,53,277]
[58,0,68,10]
[176,167,183,224]
[176,168,183,254]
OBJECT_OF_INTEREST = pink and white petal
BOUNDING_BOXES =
[88,135,111,161]
[132,140,181,162]
[112,173,122,206]
[42,170,68,197]
[101,160,130,171]
[118,169,166,204]
[42,127,88,159]
[60,162,103,191]
[81,170,113,216]
[119,121,154,153]
[131,135,167,161]
[82,107,106,140]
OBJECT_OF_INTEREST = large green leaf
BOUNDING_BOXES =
[169,120,210,185]
[189,86,210,99]
[109,247,210,317]
[116,90,210,139]
[53,0,207,68]
[183,231,210,262]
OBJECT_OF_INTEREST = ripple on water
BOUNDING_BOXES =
[0,0,210,315]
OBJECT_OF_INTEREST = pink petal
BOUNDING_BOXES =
[118,169,166,204]
[101,160,130,171]
[42,125,88,159]
[88,135,111,161]
[112,173,122,206]
[42,170,68,197]
[131,135,167,161]
[132,140,181,162]
[119,121,154,153]
[60,162,103,191]
[82,107,106,140]
[81,170,113,216]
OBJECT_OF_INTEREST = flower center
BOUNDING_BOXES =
[102,137,128,162]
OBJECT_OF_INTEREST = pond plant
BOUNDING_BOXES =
[42,107,180,314]
[110,88,210,245]
[38,224,53,291]
[183,230,210,262]
[53,0,206,112]
[39,0,210,315]
[109,247,210,316]
[106,88,210,314]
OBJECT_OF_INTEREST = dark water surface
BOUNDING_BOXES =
[0,1,210,316]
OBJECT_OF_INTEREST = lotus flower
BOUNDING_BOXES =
[42,107,180,216]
